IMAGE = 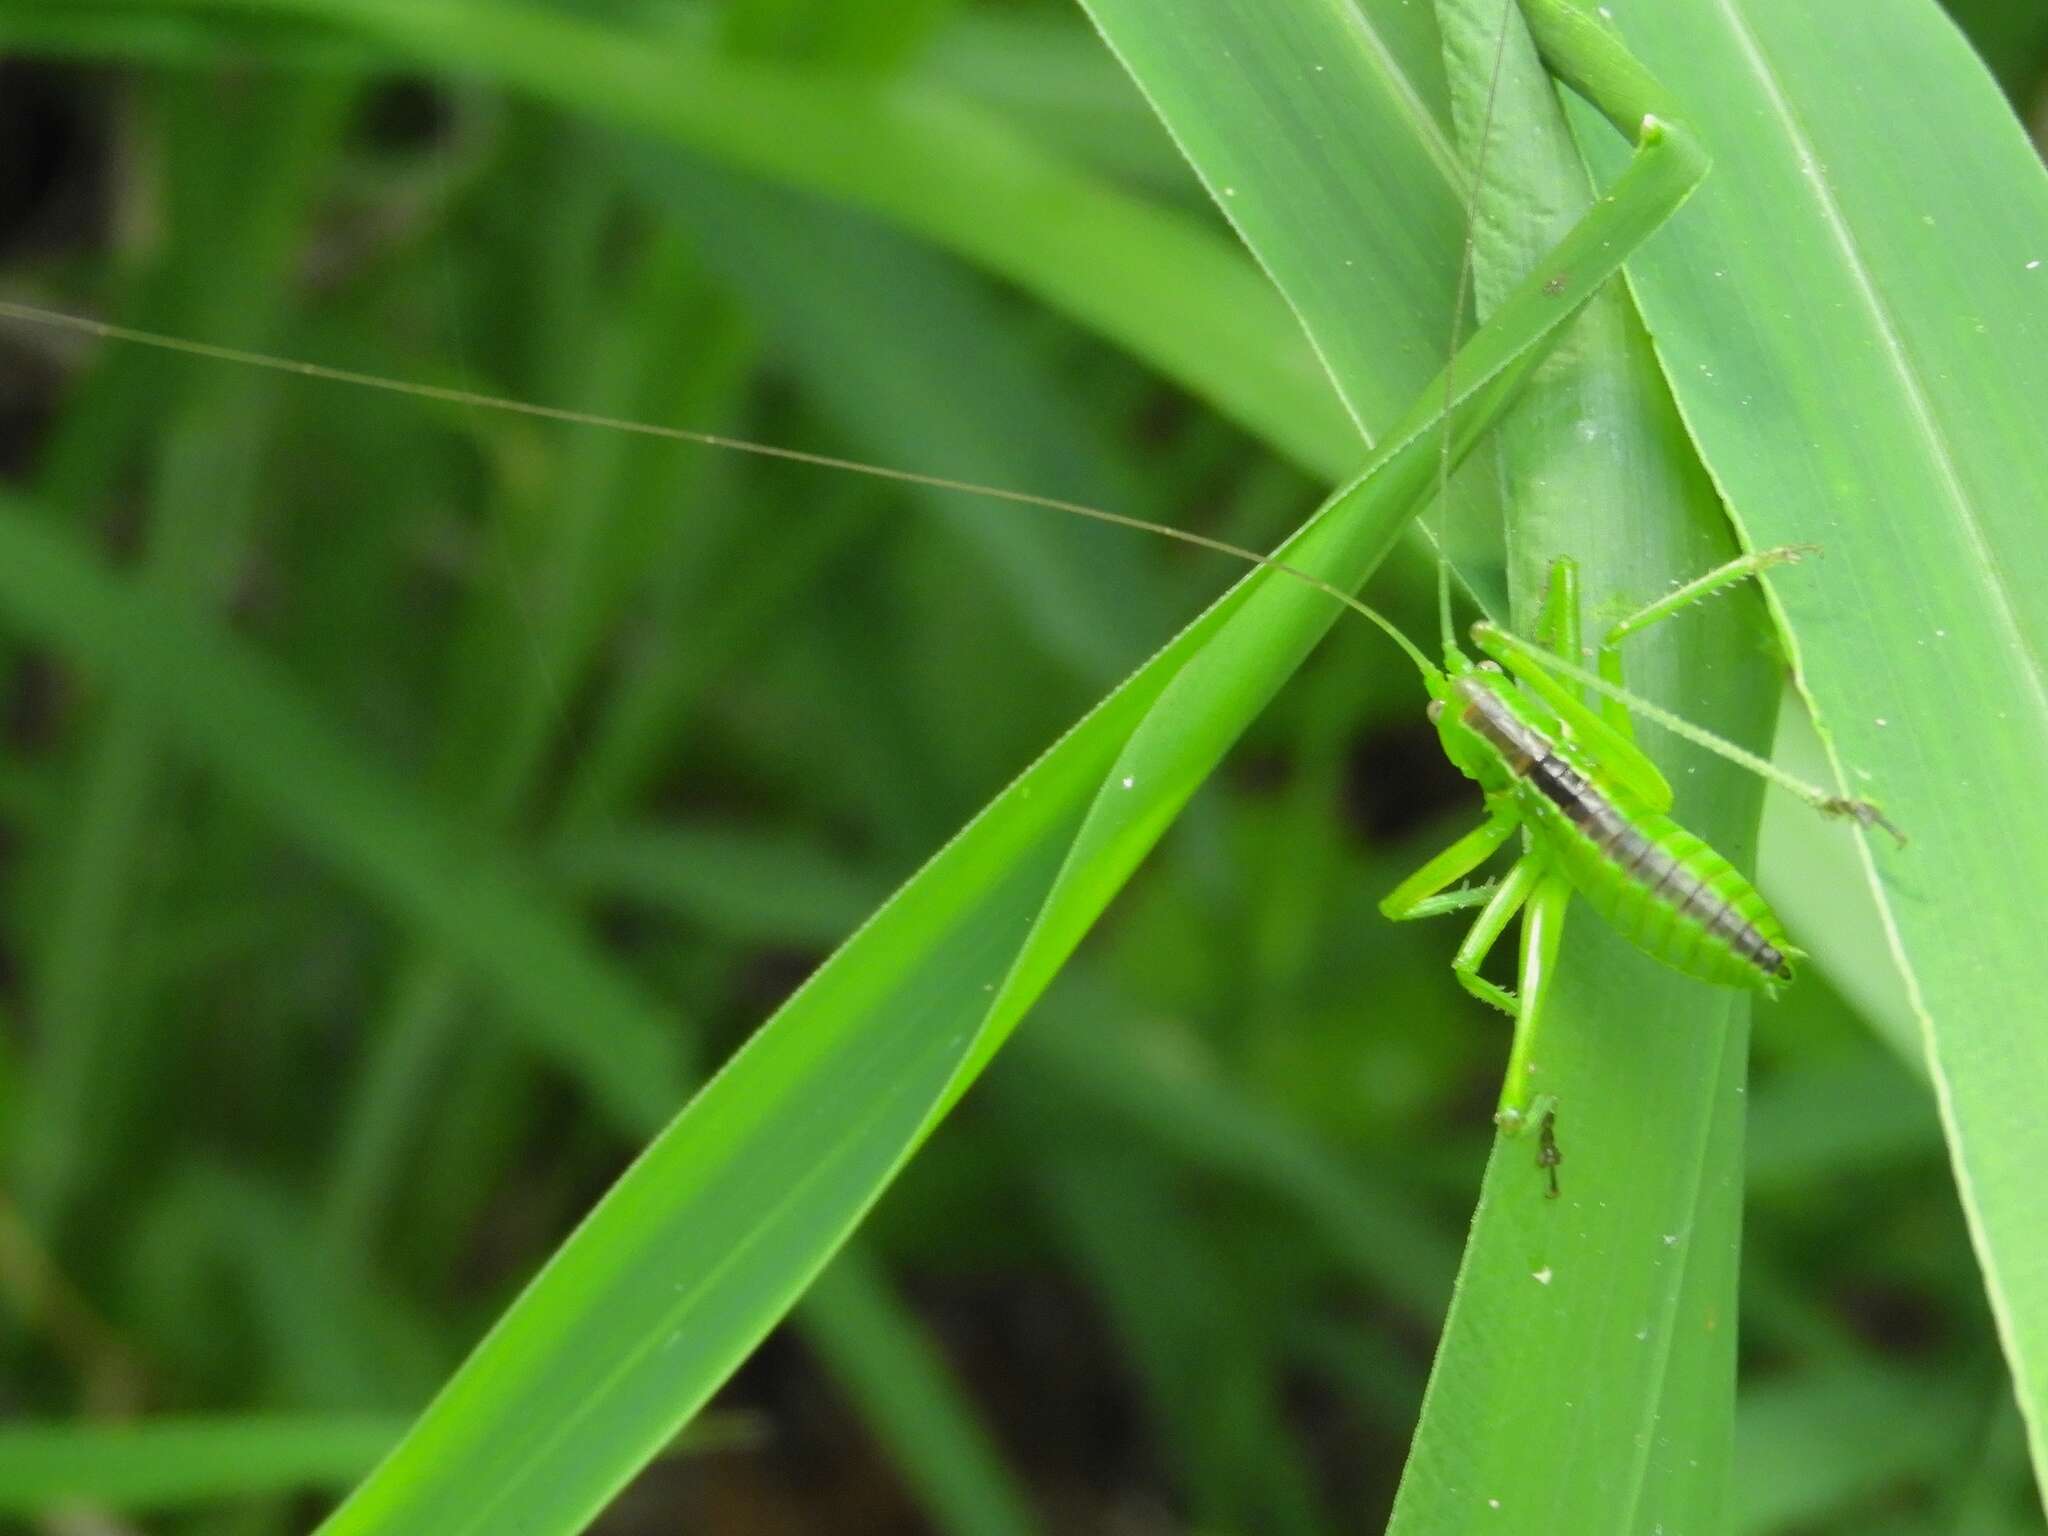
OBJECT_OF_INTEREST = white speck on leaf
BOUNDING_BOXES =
[1121,775,1135,788]
[1533,1266,1554,1286]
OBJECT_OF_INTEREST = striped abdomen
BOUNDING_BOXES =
[1519,753,1792,990]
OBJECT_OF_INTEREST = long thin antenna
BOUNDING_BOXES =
[0,297,1442,683]
[1436,0,1521,657]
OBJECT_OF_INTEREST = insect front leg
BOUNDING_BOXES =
[1378,802,1518,922]
[1381,804,1538,1016]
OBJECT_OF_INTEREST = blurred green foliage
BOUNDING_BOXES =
[0,0,2043,1531]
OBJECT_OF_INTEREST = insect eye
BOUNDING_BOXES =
[1426,700,1445,724]
[1479,660,1504,675]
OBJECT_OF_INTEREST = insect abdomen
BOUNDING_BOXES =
[1520,755,1794,990]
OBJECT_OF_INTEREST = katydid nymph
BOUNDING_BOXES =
[0,0,1893,1200]
[0,292,1889,1196]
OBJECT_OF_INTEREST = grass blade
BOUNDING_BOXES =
[0,1416,403,1514]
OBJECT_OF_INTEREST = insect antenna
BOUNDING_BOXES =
[0,297,1444,686]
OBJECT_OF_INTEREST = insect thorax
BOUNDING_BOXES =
[1437,673,1557,794]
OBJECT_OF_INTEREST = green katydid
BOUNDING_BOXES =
[0,0,1891,1198]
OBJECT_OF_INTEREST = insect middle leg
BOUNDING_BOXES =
[1496,867,1571,1139]
[1398,844,1571,1142]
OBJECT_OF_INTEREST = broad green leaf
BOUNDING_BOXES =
[1072,0,1465,432]
[1573,1,2048,1495]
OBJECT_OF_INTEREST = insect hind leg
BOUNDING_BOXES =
[1596,545,1815,737]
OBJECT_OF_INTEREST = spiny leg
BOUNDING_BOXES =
[1378,803,1533,1019]
[1480,618,1903,841]
[1496,868,1571,1143]
[1449,853,1543,1016]
[1379,803,1518,922]
[1596,545,1814,737]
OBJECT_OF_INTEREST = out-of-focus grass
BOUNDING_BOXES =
[0,1,2041,1532]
